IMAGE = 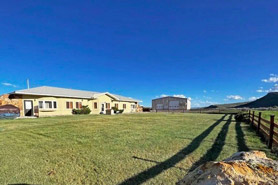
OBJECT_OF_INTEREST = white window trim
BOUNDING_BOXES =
[131,104,136,109]
[39,100,58,110]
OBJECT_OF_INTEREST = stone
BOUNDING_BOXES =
[177,151,278,185]
[0,94,23,113]
[136,105,143,112]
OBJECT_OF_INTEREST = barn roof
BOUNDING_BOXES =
[152,96,189,101]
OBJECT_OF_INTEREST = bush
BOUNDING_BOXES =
[111,107,118,113]
[235,112,248,122]
[72,109,81,114]
[111,107,124,114]
[72,105,91,115]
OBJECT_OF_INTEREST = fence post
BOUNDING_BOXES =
[268,115,275,150]
[249,110,251,123]
[257,112,261,134]
[251,111,255,127]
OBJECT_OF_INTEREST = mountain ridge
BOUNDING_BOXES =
[205,92,278,109]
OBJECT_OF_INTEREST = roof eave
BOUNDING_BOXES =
[12,90,141,102]
[116,99,142,103]
[12,91,92,99]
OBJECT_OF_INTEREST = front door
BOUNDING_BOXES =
[24,100,33,116]
[101,103,105,113]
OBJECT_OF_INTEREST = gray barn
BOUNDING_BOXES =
[152,96,191,112]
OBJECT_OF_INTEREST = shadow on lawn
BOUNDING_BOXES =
[188,114,233,172]
[235,121,249,152]
[119,114,228,185]
[132,156,187,171]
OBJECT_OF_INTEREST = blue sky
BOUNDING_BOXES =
[1,0,278,107]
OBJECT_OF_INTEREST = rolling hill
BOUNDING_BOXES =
[205,102,249,109]
[205,92,278,109]
[237,92,278,108]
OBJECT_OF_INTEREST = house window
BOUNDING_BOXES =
[76,102,82,109]
[39,101,44,109]
[53,101,57,109]
[38,101,57,109]
[66,102,73,109]
[94,102,97,109]
[106,103,110,109]
[45,101,52,109]
[115,103,118,109]
[123,104,126,109]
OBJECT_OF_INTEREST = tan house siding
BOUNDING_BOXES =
[0,94,139,117]
[0,86,140,117]
[20,95,95,117]
[95,94,138,113]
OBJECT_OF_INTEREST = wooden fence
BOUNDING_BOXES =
[188,108,242,114]
[248,110,278,151]
[154,108,242,114]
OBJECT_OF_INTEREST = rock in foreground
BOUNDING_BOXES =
[177,151,278,185]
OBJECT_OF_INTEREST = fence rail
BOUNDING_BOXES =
[248,110,278,151]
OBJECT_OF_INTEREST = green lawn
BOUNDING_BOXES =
[253,111,278,133]
[254,110,278,123]
[0,113,276,185]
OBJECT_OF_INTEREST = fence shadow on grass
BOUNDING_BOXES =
[235,121,249,152]
[132,156,188,171]
[119,114,228,185]
[188,114,233,172]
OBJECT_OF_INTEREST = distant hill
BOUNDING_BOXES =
[205,102,249,109]
[204,92,278,109]
[237,92,278,108]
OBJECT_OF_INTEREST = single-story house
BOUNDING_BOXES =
[0,86,141,117]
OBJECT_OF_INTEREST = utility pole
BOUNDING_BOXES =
[27,79,30,89]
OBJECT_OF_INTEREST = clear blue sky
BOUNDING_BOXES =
[1,0,278,107]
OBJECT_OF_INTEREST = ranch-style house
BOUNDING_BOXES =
[0,86,141,117]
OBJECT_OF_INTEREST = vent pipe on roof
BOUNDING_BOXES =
[27,79,30,89]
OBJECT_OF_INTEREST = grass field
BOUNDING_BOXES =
[254,110,278,123]
[0,113,276,185]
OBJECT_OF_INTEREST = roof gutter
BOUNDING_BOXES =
[12,91,93,99]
